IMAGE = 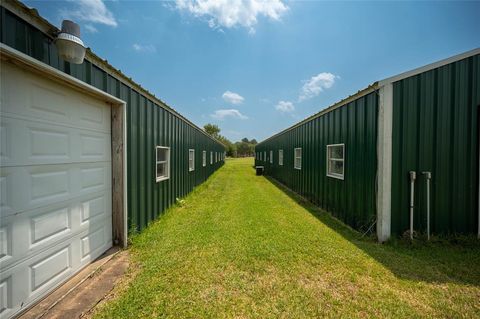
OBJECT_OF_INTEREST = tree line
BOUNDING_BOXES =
[204,123,257,157]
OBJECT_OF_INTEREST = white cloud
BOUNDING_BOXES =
[175,0,288,33]
[222,91,244,105]
[299,72,338,101]
[211,109,248,120]
[133,43,157,53]
[62,0,117,27]
[84,24,98,33]
[275,100,295,113]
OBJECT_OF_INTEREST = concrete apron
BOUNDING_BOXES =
[18,247,129,319]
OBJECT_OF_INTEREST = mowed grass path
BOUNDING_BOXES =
[95,158,480,318]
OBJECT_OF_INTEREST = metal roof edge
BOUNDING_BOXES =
[257,82,378,146]
[2,0,225,147]
[378,47,480,86]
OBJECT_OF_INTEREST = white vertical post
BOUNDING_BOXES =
[377,84,393,242]
[422,171,431,240]
[409,171,416,240]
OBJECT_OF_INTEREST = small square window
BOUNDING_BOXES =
[189,149,195,171]
[279,149,283,166]
[294,148,302,170]
[156,146,170,182]
[202,151,207,167]
[327,144,345,180]
[270,150,273,164]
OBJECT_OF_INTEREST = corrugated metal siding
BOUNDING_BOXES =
[1,6,225,232]
[256,92,378,232]
[391,54,480,236]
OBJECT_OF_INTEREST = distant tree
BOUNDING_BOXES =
[203,124,257,158]
[204,123,221,137]
[236,142,251,157]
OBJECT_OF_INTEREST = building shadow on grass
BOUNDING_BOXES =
[263,175,480,287]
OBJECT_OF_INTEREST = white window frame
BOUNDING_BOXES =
[279,149,283,166]
[155,146,170,182]
[294,147,302,170]
[210,151,213,164]
[202,150,207,167]
[326,143,345,180]
[270,150,273,164]
[188,149,195,171]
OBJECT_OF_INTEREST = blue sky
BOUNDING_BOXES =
[26,0,480,142]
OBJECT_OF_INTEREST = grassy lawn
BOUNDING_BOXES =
[94,158,480,318]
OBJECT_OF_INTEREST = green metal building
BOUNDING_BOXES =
[256,48,480,242]
[0,1,223,316]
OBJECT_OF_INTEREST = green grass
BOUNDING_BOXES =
[95,158,480,318]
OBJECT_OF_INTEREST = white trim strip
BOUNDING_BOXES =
[0,43,124,105]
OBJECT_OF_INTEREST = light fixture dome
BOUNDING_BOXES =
[55,20,86,64]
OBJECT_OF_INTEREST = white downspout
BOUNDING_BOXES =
[409,171,416,240]
[422,171,432,240]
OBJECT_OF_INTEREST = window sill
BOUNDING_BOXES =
[327,173,344,180]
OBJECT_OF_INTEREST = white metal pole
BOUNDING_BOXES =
[422,171,432,240]
[409,171,416,240]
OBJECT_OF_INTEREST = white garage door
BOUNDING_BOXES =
[0,62,112,318]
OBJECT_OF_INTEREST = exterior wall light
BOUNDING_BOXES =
[55,20,86,64]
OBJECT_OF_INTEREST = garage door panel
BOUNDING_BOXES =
[79,132,110,161]
[0,277,11,316]
[30,207,70,246]
[31,246,71,293]
[0,121,11,164]
[0,191,111,271]
[80,223,111,261]
[76,98,110,130]
[0,226,11,263]
[0,173,13,216]
[0,162,111,217]
[0,63,111,134]
[0,116,111,167]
